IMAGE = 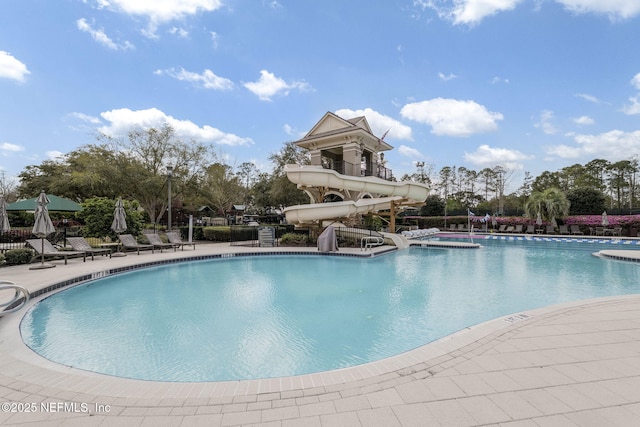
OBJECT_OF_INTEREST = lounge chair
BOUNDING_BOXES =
[513,224,523,233]
[144,233,177,252]
[595,226,604,236]
[449,224,457,231]
[166,232,196,250]
[505,225,515,233]
[457,223,467,231]
[611,227,622,237]
[26,239,86,265]
[67,237,112,260]
[546,225,556,234]
[558,225,569,235]
[525,225,535,234]
[570,225,584,235]
[497,224,507,233]
[118,234,154,254]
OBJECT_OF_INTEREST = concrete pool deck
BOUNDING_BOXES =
[1,241,640,425]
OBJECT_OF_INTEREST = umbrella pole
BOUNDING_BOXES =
[30,237,55,270]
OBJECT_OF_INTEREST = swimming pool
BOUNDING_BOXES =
[20,239,640,382]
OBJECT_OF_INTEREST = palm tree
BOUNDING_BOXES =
[524,187,570,225]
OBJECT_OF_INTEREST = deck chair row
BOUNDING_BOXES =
[25,233,195,265]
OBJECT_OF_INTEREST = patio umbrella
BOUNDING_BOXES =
[7,194,82,212]
[602,211,609,227]
[0,196,10,232]
[30,191,56,270]
[111,198,127,257]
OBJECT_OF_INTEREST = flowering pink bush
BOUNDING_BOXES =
[446,214,640,228]
[563,215,640,227]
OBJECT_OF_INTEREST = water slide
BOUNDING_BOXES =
[283,165,429,224]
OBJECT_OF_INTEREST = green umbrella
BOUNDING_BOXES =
[7,194,82,212]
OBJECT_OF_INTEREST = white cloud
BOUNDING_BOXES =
[244,70,312,101]
[546,130,640,160]
[69,112,102,124]
[414,0,640,26]
[623,96,640,115]
[490,76,510,84]
[46,150,65,160]
[573,115,594,125]
[0,51,30,82]
[155,67,233,90]
[414,0,523,26]
[400,98,503,137]
[438,72,458,81]
[464,144,533,170]
[534,110,559,135]
[632,73,640,90]
[266,1,283,9]
[555,0,640,20]
[98,107,253,146]
[96,0,223,37]
[575,93,601,103]
[0,142,25,152]
[335,108,413,141]
[76,18,134,50]
[168,27,189,38]
[398,145,424,158]
[211,31,219,49]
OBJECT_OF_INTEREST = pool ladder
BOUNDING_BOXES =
[361,236,384,251]
[0,281,30,316]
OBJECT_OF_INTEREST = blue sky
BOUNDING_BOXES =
[1,0,640,191]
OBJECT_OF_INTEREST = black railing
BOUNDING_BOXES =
[230,225,297,247]
[321,160,393,181]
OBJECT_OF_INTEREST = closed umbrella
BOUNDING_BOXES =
[536,211,542,226]
[602,211,609,227]
[30,191,56,270]
[0,196,10,233]
[111,198,127,257]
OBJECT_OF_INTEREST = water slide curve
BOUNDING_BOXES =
[283,165,429,224]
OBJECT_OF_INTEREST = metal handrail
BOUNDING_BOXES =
[361,236,384,251]
[0,280,30,316]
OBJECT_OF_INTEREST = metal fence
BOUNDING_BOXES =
[0,228,77,253]
[230,225,386,249]
[322,160,393,181]
[229,225,299,247]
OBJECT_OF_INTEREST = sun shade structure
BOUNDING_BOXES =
[7,194,82,212]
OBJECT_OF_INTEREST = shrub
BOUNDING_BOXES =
[177,226,204,241]
[0,253,4,265]
[202,226,231,242]
[77,197,144,238]
[280,233,311,246]
[4,249,34,265]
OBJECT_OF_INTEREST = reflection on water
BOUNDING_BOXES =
[20,241,640,381]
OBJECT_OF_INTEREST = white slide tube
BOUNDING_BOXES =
[283,165,428,224]
[284,165,429,200]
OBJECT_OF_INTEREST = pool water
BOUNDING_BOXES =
[20,240,640,382]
